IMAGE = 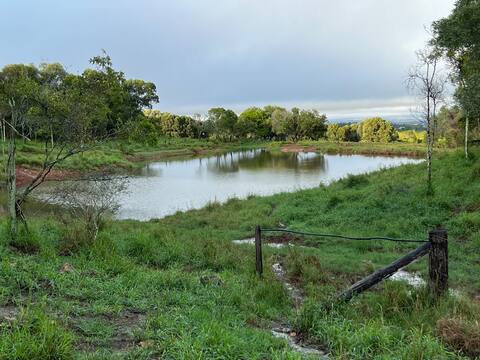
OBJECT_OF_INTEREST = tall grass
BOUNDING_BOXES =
[0,149,478,358]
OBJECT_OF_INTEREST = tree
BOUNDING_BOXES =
[432,0,480,158]
[357,117,398,143]
[207,108,238,140]
[84,52,158,138]
[407,46,447,193]
[38,63,67,144]
[327,124,342,141]
[270,107,289,140]
[0,64,41,238]
[284,108,302,142]
[435,105,464,147]
[298,109,328,140]
[237,107,271,139]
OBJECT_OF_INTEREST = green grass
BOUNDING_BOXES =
[0,149,479,358]
[0,138,446,178]
[268,139,449,157]
[0,138,268,175]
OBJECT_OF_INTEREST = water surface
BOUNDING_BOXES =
[112,149,419,220]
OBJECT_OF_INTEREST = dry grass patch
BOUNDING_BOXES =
[437,317,480,357]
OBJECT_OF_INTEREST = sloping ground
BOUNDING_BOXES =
[0,150,479,358]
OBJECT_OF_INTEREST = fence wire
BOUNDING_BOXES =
[260,228,428,243]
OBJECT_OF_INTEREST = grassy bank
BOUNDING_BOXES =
[0,138,268,174]
[269,140,449,157]
[1,138,446,177]
[0,150,479,358]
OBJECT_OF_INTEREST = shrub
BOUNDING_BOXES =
[59,221,93,255]
[342,174,369,188]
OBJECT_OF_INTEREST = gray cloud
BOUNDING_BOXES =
[0,0,454,121]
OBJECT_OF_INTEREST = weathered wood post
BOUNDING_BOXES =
[255,225,263,277]
[428,228,448,297]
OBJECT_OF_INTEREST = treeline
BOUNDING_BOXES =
[140,108,406,144]
[2,53,468,149]
[0,53,159,144]
[139,107,329,144]
[326,117,397,143]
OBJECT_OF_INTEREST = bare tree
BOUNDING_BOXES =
[47,175,129,249]
[407,46,447,193]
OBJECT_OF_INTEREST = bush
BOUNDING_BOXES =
[59,221,93,255]
[342,174,369,188]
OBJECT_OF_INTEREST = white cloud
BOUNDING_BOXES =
[0,0,456,120]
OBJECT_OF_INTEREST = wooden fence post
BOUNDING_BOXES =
[428,228,448,297]
[255,226,263,277]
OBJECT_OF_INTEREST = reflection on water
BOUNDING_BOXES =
[209,150,327,173]
[114,149,419,220]
[5,149,421,221]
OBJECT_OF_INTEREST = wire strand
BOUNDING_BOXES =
[260,228,427,243]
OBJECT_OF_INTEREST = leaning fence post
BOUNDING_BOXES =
[255,226,263,277]
[428,228,448,297]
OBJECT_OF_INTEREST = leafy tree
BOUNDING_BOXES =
[207,107,238,140]
[0,64,41,238]
[84,53,158,138]
[345,124,360,142]
[432,0,480,157]
[35,63,67,145]
[237,107,271,139]
[270,107,289,140]
[327,123,360,142]
[174,115,199,138]
[298,109,327,140]
[357,117,398,143]
[435,105,464,147]
[327,124,342,141]
[283,108,302,142]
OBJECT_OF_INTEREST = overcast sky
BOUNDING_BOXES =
[0,0,454,121]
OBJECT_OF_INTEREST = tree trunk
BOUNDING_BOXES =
[426,104,433,193]
[7,123,17,239]
[1,117,5,159]
[50,124,54,147]
[465,116,469,159]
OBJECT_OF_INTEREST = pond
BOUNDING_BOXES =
[106,149,419,220]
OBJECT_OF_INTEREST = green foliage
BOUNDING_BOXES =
[237,107,271,139]
[0,53,159,144]
[435,105,469,148]
[143,110,199,139]
[297,109,328,140]
[433,0,480,122]
[398,129,426,144]
[327,123,359,142]
[207,107,238,140]
[131,116,159,146]
[357,117,398,142]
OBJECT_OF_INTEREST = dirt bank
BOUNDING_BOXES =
[16,167,78,188]
[281,144,317,153]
